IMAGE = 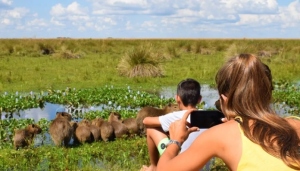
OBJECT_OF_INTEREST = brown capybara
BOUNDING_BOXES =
[89,124,101,141]
[91,118,114,142]
[13,124,42,150]
[136,103,180,135]
[75,120,94,144]
[214,99,221,112]
[49,112,73,146]
[122,118,139,137]
[78,119,101,142]
[108,112,130,139]
[70,121,79,144]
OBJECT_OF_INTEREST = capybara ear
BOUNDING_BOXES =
[168,103,172,107]
[31,124,35,128]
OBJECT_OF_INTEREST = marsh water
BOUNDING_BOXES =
[1,85,292,122]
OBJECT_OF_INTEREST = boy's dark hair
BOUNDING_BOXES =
[177,78,201,107]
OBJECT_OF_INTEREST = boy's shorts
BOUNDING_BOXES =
[157,138,170,155]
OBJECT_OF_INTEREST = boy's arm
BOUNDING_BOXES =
[143,117,161,128]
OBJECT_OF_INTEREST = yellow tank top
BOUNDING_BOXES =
[237,123,297,171]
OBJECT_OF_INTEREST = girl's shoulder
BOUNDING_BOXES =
[285,116,300,132]
[198,119,241,142]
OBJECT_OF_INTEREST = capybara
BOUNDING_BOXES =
[70,121,79,144]
[13,124,42,150]
[122,118,139,137]
[79,119,101,142]
[136,103,180,135]
[215,99,221,111]
[49,112,73,146]
[75,120,94,144]
[108,112,130,139]
[91,118,114,142]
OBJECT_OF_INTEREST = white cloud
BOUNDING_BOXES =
[50,2,88,16]
[220,0,278,14]
[50,2,90,30]
[50,17,64,26]
[0,7,29,28]
[6,7,29,18]
[50,4,65,16]
[1,0,12,5]
[236,0,300,29]
[279,0,300,27]
[1,18,11,25]
[67,2,87,15]
[27,18,47,27]
[104,17,117,25]
[106,0,147,7]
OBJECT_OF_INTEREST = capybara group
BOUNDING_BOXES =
[136,103,180,135]
[49,112,73,146]
[91,118,114,142]
[13,124,42,150]
[108,112,129,139]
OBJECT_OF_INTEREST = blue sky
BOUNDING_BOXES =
[0,0,299,38]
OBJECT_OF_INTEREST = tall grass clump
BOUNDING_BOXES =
[224,42,252,58]
[117,44,164,78]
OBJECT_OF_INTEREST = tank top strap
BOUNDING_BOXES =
[234,116,243,124]
[285,116,300,120]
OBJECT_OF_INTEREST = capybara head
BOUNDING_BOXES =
[108,112,122,122]
[91,118,105,128]
[55,112,72,121]
[27,124,42,134]
[78,119,91,126]
[163,103,180,113]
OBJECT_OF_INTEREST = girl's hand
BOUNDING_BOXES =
[169,109,200,144]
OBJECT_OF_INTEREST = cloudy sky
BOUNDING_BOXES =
[0,0,299,38]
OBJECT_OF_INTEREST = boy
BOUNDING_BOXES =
[141,78,211,171]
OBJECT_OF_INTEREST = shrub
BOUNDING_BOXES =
[117,44,164,78]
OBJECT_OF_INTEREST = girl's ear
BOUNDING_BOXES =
[220,94,227,102]
[220,94,228,112]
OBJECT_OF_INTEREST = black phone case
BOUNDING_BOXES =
[190,110,224,128]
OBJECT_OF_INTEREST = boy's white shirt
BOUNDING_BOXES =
[158,109,207,153]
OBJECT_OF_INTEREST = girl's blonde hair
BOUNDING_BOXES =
[215,54,300,169]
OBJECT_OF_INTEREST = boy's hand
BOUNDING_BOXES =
[168,109,199,145]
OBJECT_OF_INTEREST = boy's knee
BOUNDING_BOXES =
[146,127,163,136]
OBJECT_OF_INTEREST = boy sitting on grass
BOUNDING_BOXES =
[141,78,211,171]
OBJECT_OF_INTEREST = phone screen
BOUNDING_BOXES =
[190,110,224,128]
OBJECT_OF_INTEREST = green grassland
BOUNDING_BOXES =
[0,38,299,92]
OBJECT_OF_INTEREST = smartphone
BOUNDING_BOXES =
[190,110,225,128]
